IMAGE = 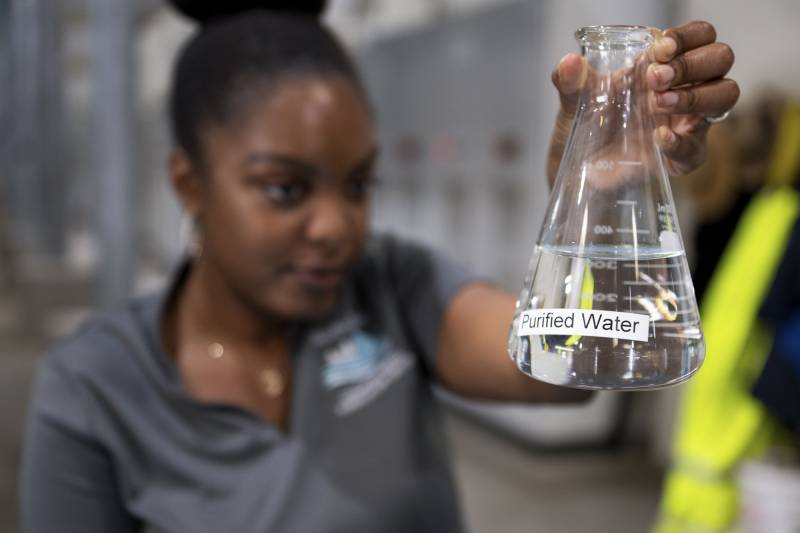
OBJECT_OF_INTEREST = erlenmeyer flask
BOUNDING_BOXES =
[508,25,705,390]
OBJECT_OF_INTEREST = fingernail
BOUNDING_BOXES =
[654,65,675,85]
[660,37,678,58]
[658,91,679,107]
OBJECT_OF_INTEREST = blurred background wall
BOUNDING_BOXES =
[2,1,799,532]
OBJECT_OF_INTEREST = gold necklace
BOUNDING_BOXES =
[207,342,286,398]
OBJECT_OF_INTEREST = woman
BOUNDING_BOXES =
[20,2,738,531]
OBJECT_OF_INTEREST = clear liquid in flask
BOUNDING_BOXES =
[508,245,704,390]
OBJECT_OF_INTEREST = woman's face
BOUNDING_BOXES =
[188,76,376,320]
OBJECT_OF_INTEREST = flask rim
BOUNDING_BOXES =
[575,25,656,46]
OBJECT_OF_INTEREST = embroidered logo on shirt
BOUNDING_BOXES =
[322,332,388,389]
[333,350,414,416]
[320,328,415,416]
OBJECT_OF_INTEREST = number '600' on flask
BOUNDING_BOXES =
[507,25,705,390]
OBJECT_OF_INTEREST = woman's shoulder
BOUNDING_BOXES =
[38,293,163,396]
[27,293,169,447]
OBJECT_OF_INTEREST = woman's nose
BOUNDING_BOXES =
[305,195,352,249]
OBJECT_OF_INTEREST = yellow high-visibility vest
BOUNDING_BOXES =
[654,105,800,533]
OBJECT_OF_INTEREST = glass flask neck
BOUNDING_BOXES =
[576,25,655,73]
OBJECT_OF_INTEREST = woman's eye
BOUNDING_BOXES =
[262,182,309,205]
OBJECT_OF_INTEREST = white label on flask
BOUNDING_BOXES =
[518,309,650,342]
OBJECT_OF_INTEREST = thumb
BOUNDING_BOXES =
[552,53,588,117]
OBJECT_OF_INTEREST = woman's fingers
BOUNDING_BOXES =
[648,42,735,90]
[647,20,739,131]
[654,78,741,116]
[653,20,717,62]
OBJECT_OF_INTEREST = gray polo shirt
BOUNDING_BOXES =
[21,234,475,533]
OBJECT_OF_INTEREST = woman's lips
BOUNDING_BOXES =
[289,267,346,291]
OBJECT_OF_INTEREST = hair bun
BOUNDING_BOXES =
[169,0,327,25]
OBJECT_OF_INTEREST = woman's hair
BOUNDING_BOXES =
[168,0,365,161]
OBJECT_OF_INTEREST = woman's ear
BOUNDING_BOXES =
[169,147,204,218]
